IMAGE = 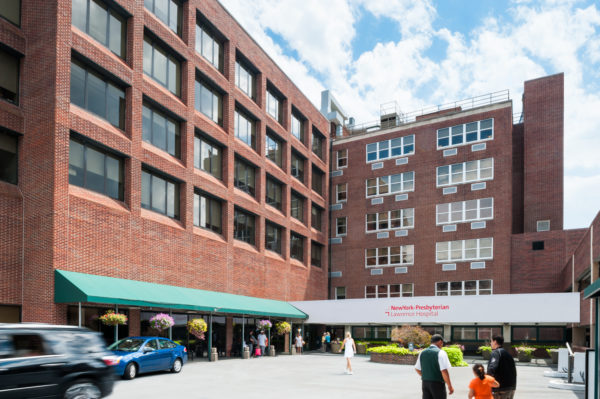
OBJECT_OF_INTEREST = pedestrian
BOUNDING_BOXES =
[469,363,499,398]
[295,332,304,354]
[325,331,331,352]
[340,332,356,374]
[257,330,267,357]
[249,331,258,357]
[486,336,517,398]
[415,334,454,398]
[321,332,326,352]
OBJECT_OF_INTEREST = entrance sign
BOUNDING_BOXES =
[291,293,580,325]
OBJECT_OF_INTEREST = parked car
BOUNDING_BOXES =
[0,323,115,399]
[108,336,187,379]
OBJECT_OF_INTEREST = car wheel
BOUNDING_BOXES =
[63,380,101,399]
[124,362,137,380]
[171,357,183,373]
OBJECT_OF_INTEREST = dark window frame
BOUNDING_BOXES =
[290,191,305,223]
[311,241,322,267]
[234,207,255,246]
[0,129,18,185]
[234,107,256,150]
[450,325,503,342]
[290,232,304,262]
[142,102,180,158]
[312,128,325,159]
[194,133,223,179]
[72,0,127,58]
[234,157,256,197]
[144,0,182,36]
[290,110,305,144]
[511,325,566,343]
[0,47,20,105]
[265,129,283,168]
[143,34,181,96]
[141,167,180,219]
[195,15,225,72]
[311,166,324,195]
[265,176,283,211]
[193,190,222,234]
[265,221,282,254]
[311,204,322,231]
[291,151,305,183]
[0,0,21,26]
[195,76,224,126]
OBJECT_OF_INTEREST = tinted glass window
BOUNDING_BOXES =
[0,48,19,105]
[265,222,281,254]
[0,131,18,184]
[193,192,222,234]
[72,0,126,58]
[145,0,182,36]
[194,135,222,179]
[142,104,180,157]
[0,0,20,26]
[195,80,222,125]
[143,37,181,96]
[141,169,179,219]
[234,208,255,245]
[234,110,255,149]
[234,158,255,196]
[196,23,222,71]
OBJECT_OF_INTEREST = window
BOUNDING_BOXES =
[144,0,182,36]
[291,112,304,143]
[234,158,255,196]
[141,169,179,218]
[194,79,222,125]
[0,131,18,184]
[335,183,347,203]
[436,238,493,262]
[336,217,347,237]
[366,284,413,298]
[196,21,222,71]
[143,36,181,96]
[265,222,282,254]
[72,0,126,58]
[290,191,304,222]
[366,135,415,162]
[435,280,493,296]
[0,0,20,26]
[366,208,414,232]
[437,118,493,149]
[311,241,322,267]
[335,287,346,300]
[291,152,304,182]
[537,220,550,232]
[312,167,323,195]
[336,149,347,169]
[265,176,282,211]
[436,158,493,187]
[532,241,545,251]
[436,198,493,225]
[451,326,501,342]
[70,60,126,129]
[311,204,322,231]
[235,59,255,99]
[365,246,414,267]
[69,137,124,200]
[234,208,255,245]
[265,131,282,167]
[366,172,414,197]
[193,191,222,233]
[142,103,180,157]
[290,232,304,262]
[234,109,256,149]
[266,89,283,123]
[312,129,324,159]
[194,134,222,179]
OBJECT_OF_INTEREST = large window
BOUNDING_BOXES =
[235,59,255,99]
[312,129,324,159]
[437,119,493,149]
[72,0,126,58]
[311,204,322,231]
[290,232,304,262]
[234,109,256,149]
[195,79,222,125]
[336,217,347,237]
[193,191,222,233]
[336,149,347,169]
[366,172,414,197]
[194,134,222,179]
[311,241,323,267]
[335,287,346,300]
[290,191,304,222]
[144,0,182,36]
[265,131,282,167]
[291,112,304,143]
[143,36,180,96]
[312,167,323,195]
[142,103,180,157]
[0,0,20,26]
[69,137,124,200]
[436,238,493,263]
[265,176,282,211]
[366,135,415,162]
[436,280,493,296]
[366,208,414,232]
[70,60,125,129]
[436,158,493,187]
[512,326,565,343]
[265,222,282,254]
[436,198,493,225]
[141,169,179,219]
[335,183,347,203]
[366,284,413,298]
[0,131,18,184]
[266,89,283,124]
[234,208,255,245]
[196,22,222,71]
[365,246,414,267]
[234,158,255,196]
[290,152,304,182]
[451,325,501,342]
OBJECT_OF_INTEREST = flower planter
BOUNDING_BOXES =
[356,344,367,355]
[370,352,418,365]
[517,352,532,363]
[550,349,559,364]
[482,351,491,361]
[330,343,342,353]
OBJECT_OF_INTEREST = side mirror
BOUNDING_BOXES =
[143,347,155,353]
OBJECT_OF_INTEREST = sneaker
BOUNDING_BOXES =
[349,371,353,375]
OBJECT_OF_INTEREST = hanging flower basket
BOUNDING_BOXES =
[187,318,207,340]
[149,313,174,331]
[275,321,291,335]
[256,319,272,331]
[99,310,128,326]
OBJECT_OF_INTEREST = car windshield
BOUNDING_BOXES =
[108,338,146,352]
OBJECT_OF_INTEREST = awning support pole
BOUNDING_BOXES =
[114,305,119,343]
[208,313,213,362]
[78,302,81,328]
[290,321,293,354]
[241,315,245,358]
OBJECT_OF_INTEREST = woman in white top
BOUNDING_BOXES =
[294,333,304,354]
[340,332,357,374]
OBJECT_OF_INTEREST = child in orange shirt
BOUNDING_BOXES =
[468,363,499,399]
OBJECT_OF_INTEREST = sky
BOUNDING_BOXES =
[220,0,600,229]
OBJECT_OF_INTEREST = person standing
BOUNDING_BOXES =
[249,331,258,358]
[257,330,267,357]
[487,336,517,398]
[325,332,331,352]
[295,332,304,354]
[415,334,454,398]
[340,332,356,374]
[469,363,499,398]
[321,332,326,352]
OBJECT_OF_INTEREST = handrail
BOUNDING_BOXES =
[566,342,574,356]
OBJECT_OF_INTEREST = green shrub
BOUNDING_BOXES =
[357,340,392,348]
[442,347,468,367]
[514,346,535,356]
[367,345,419,356]
[391,326,431,348]
[477,345,492,354]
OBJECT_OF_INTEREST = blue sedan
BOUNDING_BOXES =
[108,336,188,379]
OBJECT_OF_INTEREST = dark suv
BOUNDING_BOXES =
[0,324,115,398]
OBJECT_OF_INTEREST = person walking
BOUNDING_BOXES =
[415,334,454,398]
[325,332,331,352]
[248,331,258,358]
[340,332,356,374]
[295,332,304,354]
[486,336,517,398]
[469,363,499,398]
[257,330,267,357]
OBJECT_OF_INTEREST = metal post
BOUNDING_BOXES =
[290,322,293,354]
[78,302,81,328]
[114,305,119,343]
[567,342,574,384]
[208,313,213,362]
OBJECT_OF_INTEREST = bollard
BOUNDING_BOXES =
[243,347,250,359]
[210,347,218,362]
[269,345,276,357]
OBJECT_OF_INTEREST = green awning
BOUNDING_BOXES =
[54,270,306,319]
[584,278,600,299]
